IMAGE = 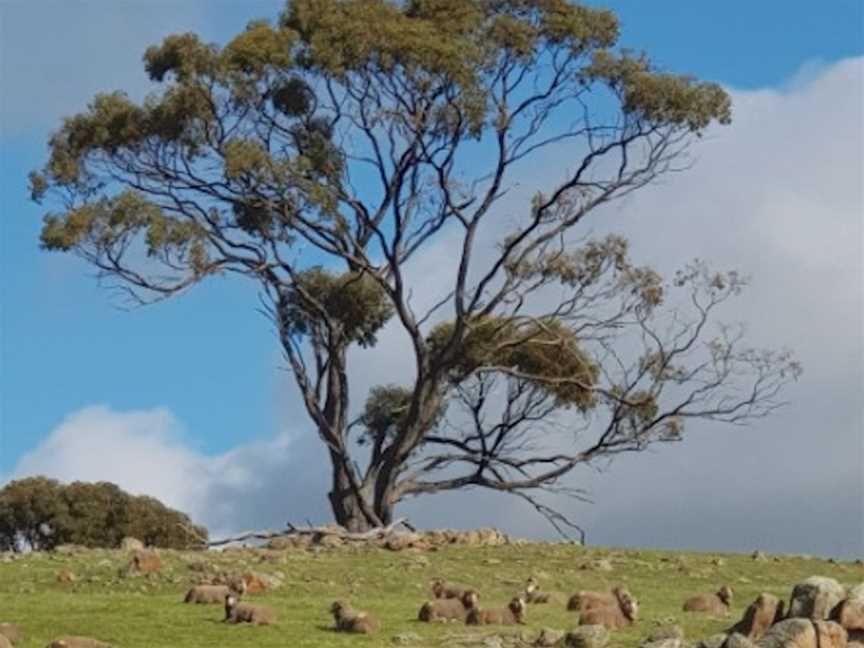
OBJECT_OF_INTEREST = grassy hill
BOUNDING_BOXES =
[1,542,860,647]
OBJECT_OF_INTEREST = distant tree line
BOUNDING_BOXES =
[0,477,208,552]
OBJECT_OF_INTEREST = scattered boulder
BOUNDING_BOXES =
[120,537,144,551]
[693,634,728,648]
[756,618,847,648]
[645,626,684,642]
[580,559,613,572]
[724,634,757,648]
[392,632,422,644]
[564,625,609,648]
[832,583,864,631]
[54,545,87,556]
[640,639,684,648]
[534,628,565,647]
[788,576,846,620]
[812,621,849,648]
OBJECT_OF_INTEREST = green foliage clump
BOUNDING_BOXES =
[0,477,207,552]
[586,50,732,131]
[428,316,598,408]
[357,384,414,446]
[280,269,394,347]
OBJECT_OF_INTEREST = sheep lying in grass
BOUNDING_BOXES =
[578,589,639,630]
[224,593,276,625]
[419,590,480,622]
[47,638,113,648]
[184,581,246,604]
[0,623,21,646]
[683,585,734,615]
[431,578,473,600]
[567,586,632,612]
[524,577,564,604]
[330,601,379,634]
[466,597,527,626]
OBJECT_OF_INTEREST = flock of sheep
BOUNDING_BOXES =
[187,574,731,632]
[0,574,733,646]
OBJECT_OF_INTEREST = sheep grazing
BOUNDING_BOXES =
[0,623,21,646]
[466,597,527,626]
[683,585,734,615]
[224,593,277,626]
[184,581,246,604]
[47,638,113,648]
[431,578,472,600]
[524,577,564,605]
[419,590,480,622]
[578,589,639,630]
[330,601,379,634]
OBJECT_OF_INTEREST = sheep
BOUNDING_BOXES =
[419,590,480,622]
[46,638,113,648]
[184,581,245,604]
[524,577,564,605]
[683,585,734,615]
[466,597,527,626]
[0,636,10,648]
[578,589,639,630]
[330,601,379,634]
[431,578,472,600]
[224,593,277,625]
[0,624,21,646]
[567,586,632,612]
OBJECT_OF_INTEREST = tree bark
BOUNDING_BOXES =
[328,467,395,532]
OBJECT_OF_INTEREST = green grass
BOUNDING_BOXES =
[2,543,861,647]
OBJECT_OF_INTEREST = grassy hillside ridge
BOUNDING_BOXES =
[1,543,861,647]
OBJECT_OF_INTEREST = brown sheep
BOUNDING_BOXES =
[0,636,10,648]
[431,578,472,600]
[683,585,734,615]
[578,589,639,630]
[419,590,480,622]
[466,597,527,626]
[47,638,113,648]
[330,601,379,634]
[524,577,564,605]
[0,624,22,646]
[184,581,245,604]
[728,593,785,641]
[567,586,632,612]
[224,593,276,625]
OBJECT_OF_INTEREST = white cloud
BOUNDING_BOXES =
[6,58,862,558]
[6,405,331,538]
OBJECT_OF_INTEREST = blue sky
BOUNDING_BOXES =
[1,1,862,555]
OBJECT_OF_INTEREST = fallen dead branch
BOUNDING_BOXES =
[203,518,415,548]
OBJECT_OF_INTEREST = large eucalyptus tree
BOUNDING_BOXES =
[31,0,799,534]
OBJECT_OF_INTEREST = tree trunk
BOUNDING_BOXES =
[327,460,397,532]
